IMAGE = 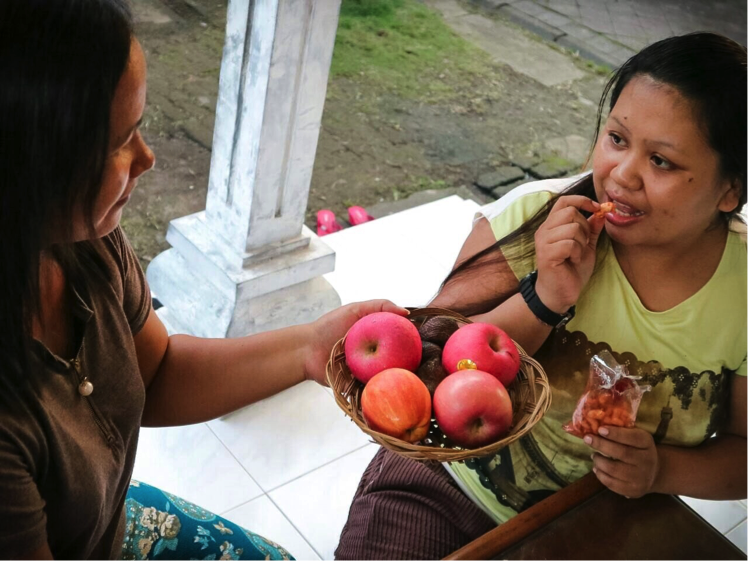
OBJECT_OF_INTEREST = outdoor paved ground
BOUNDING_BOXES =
[470,0,747,67]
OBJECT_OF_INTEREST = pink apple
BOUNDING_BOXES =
[433,369,513,448]
[361,368,432,443]
[344,312,422,383]
[442,322,520,386]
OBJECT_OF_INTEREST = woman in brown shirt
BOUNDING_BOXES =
[0,1,401,558]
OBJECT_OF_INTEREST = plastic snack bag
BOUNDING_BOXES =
[564,350,651,438]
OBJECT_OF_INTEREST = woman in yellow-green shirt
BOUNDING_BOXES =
[336,32,746,560]
[448,177,746,523]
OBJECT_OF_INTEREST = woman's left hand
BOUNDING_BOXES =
[303,300,410,386]
[586,426,660,498]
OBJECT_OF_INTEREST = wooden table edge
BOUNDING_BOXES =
[444,472,605,560]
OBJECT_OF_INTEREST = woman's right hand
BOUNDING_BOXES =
[534,195,606,313]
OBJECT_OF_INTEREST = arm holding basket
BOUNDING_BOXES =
[134,299,408,427]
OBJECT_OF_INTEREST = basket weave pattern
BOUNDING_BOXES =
[326,307,552,461]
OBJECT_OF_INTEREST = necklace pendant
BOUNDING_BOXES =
[78,378,94,397]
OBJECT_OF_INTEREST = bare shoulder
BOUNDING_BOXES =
[453,216,497,268]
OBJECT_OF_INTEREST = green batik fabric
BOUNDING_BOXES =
[121,480,294,560]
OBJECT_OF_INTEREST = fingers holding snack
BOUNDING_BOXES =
[548,195,601,217]
[534,195,605,312]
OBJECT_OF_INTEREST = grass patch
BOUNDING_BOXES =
[583,58,613,76]
[391,176,451,200]
[331,0,500,102]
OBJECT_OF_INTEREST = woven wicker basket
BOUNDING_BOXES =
[326,307,551,461]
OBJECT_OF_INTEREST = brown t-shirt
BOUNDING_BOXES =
[0,227,150,559]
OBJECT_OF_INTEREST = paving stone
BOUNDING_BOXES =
[580,15,616,35]
[584,33,623,54]
[610,34,648,52]
[469,0,505,10]
[510,0,545,17]
[611,13,641,29]
[511,154,541,171]
[476,166,525,190]
[542,0,579,19]
[445,12,584,86]
[499,6,566,42]
[606,46,637,66]
[491,178,527,199]
[531,159,573,179]
[607,2,636,16]
[556,21,600,41]
[534,9,573,29]
[556,35,616,68]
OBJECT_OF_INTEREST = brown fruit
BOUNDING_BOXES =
[420,340,442,363]
[416,341,449,394]
[417,358,449,395]
[418,317,459,347]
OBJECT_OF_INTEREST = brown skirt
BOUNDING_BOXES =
[335,447,496,560]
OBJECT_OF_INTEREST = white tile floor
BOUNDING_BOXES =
[135,195,747,559]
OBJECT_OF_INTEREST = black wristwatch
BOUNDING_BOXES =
[519,270,575,329]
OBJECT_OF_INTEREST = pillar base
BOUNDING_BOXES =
[146,216,340,338]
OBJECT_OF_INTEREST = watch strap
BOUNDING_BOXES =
[519,270,575,328]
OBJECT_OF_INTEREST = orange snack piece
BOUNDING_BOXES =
[567,387,634,436]
[595,201,615,218]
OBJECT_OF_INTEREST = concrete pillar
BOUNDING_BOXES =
[147,0,342,338]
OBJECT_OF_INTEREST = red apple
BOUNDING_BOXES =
[344,312,422,383]
[361,368,432,443]
[433,369,513,448]
[442,323,520,386]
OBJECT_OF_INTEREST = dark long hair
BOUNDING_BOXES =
[443,32,747,317]
[0,0,133,389]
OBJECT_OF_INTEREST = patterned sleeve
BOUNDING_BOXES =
[103,227,152,335]
[0,427,48,556]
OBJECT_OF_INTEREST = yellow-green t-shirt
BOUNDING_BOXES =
[448,178,747,523]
